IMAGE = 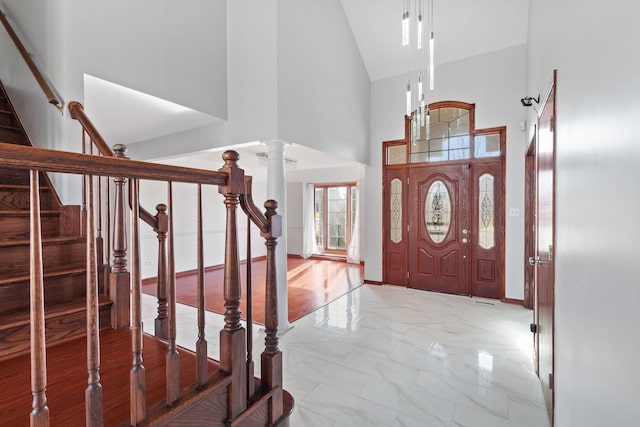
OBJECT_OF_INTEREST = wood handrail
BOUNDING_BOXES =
[239,176,269,233]
[0,9,63,113]
[69,102,165,231]
[68,102,113,156]
[0,142,228,185]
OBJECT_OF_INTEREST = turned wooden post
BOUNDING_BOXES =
[218,151,247,420]
[85,174,103,426]
[29,170,50,427]
[196,184,208,389]
[154,203,169,339]
[261,200,283,423]
[130,178,146,425]
[245,214,255,400]
[165,183,180,406]
[109,144,130,328]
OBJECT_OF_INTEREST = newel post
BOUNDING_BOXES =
[109,144,130,328]
[261,200,283,422]
[218,151,247,420]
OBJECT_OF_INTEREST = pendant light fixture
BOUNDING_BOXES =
[403,0,434,144]
[402,0,410,47]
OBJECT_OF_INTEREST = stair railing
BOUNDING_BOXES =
[69,101,170,332]
[0,8,64,113]
[1,141,286,426]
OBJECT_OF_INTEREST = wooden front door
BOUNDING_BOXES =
[408,164,470,295]
[408,162,503,298]
[535,75,556,422]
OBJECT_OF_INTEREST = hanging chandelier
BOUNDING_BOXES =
[402,0,434,145]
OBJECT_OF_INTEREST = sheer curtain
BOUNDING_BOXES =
[301,182,317,258]
[347,183,360,264]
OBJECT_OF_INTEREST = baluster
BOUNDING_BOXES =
[196,184,208,388]
[154,204,169,339]
[262,200,283,422]
[109,144,130,328]
[246,214,255,400]
[104,178,111,296]
[218,151,247,419]
[85,173,103,426]
[95,171,105,293]
[166,183,180,405]
[29,169,50,426]
[130,178,146,425]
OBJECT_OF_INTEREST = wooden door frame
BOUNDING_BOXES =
[382,102,506,300]
[524,132,536,310]
[534,70,557,424]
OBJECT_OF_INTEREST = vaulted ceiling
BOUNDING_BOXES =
[85,1,531,170]
[340,0,530,81]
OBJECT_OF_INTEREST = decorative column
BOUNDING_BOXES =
[264,140,291,332]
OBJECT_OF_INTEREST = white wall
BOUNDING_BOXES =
[366,45,528,299]
[138,155,268,279]
[277,0,370,165]
[0,0,228,204]
[528,1,640,425]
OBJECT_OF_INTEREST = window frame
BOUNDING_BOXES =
[314,182,357,255]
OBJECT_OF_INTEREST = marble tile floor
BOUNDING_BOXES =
[141,285,550,427]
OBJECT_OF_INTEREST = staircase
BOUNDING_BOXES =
[0,82,112,361]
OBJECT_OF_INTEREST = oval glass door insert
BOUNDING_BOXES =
[425,180,451,243]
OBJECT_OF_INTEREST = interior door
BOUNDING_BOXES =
[408,164,470,295]
[535,76,556,422]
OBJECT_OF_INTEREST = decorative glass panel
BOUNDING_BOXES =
[478,174,495,249]
[475,134,501,158]
[390,179,403,243]
[425,180,451,244]
[411,107,471,163]
[387,145,407,165]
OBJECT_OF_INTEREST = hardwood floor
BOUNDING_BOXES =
[0,328,220,426]
[142,256,364,324]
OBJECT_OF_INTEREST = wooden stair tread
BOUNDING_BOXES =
[0,123,20,132]
[0,294,111,329]
[0,235,84,247]
[0,265,86,286]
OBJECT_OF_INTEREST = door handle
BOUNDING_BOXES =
[462,237,469,244]
[528,256,541,266]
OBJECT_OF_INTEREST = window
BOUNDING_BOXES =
[314,183,357,254]
[402,102,504,165]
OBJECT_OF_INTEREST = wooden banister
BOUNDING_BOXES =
[0,9,63,113]
[0,142,228,185]
[0,139,290,424]
[68,102,113,156]
[239,176,270,233]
